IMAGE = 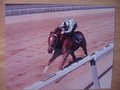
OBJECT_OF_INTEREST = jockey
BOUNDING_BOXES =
[59,18,81,43]
[60,18,77,37]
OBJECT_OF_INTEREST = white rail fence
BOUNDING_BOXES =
[6,6,112,16]
[6,6,83,16]
[24,43,114,90]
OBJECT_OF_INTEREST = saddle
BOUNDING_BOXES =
[73,32,82,43]
[60,31,82,44]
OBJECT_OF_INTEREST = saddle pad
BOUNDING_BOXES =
[73,33,82,42]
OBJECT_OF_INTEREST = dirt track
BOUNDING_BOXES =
[5,8,114,90]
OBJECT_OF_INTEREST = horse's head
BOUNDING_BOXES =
[48,31,59,54]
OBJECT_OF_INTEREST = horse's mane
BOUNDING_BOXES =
[54,27,61,34]
[52,27,66,48]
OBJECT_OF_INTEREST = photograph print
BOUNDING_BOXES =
[5,4,115,90]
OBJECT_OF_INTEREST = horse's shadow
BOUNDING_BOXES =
[63,57,85,69]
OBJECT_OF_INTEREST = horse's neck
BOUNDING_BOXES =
[60,34,71,44]
[60,34,67,41]
[55,35,65,48]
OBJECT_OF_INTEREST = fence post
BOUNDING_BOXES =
[90,58,100,89]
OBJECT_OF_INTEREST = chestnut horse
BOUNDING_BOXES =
[43,27,87,73]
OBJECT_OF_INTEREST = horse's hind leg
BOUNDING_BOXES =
[81,44,88,56]
[80,39,88,56]
[78,32,88,56]
[64,52,76,68]
[71,52,76,61]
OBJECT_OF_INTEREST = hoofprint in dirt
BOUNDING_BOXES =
[5,8,114,90]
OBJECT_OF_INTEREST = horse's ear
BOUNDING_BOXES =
[54,27,62,35]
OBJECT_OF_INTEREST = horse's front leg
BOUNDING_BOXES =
[43,55,55,74]
[59,52,69,70]
[43,49,61,73]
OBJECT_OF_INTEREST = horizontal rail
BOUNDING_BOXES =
[24,43,114,90]
[6,6,113,16]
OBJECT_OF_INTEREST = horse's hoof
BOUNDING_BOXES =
[43,66,49,74]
